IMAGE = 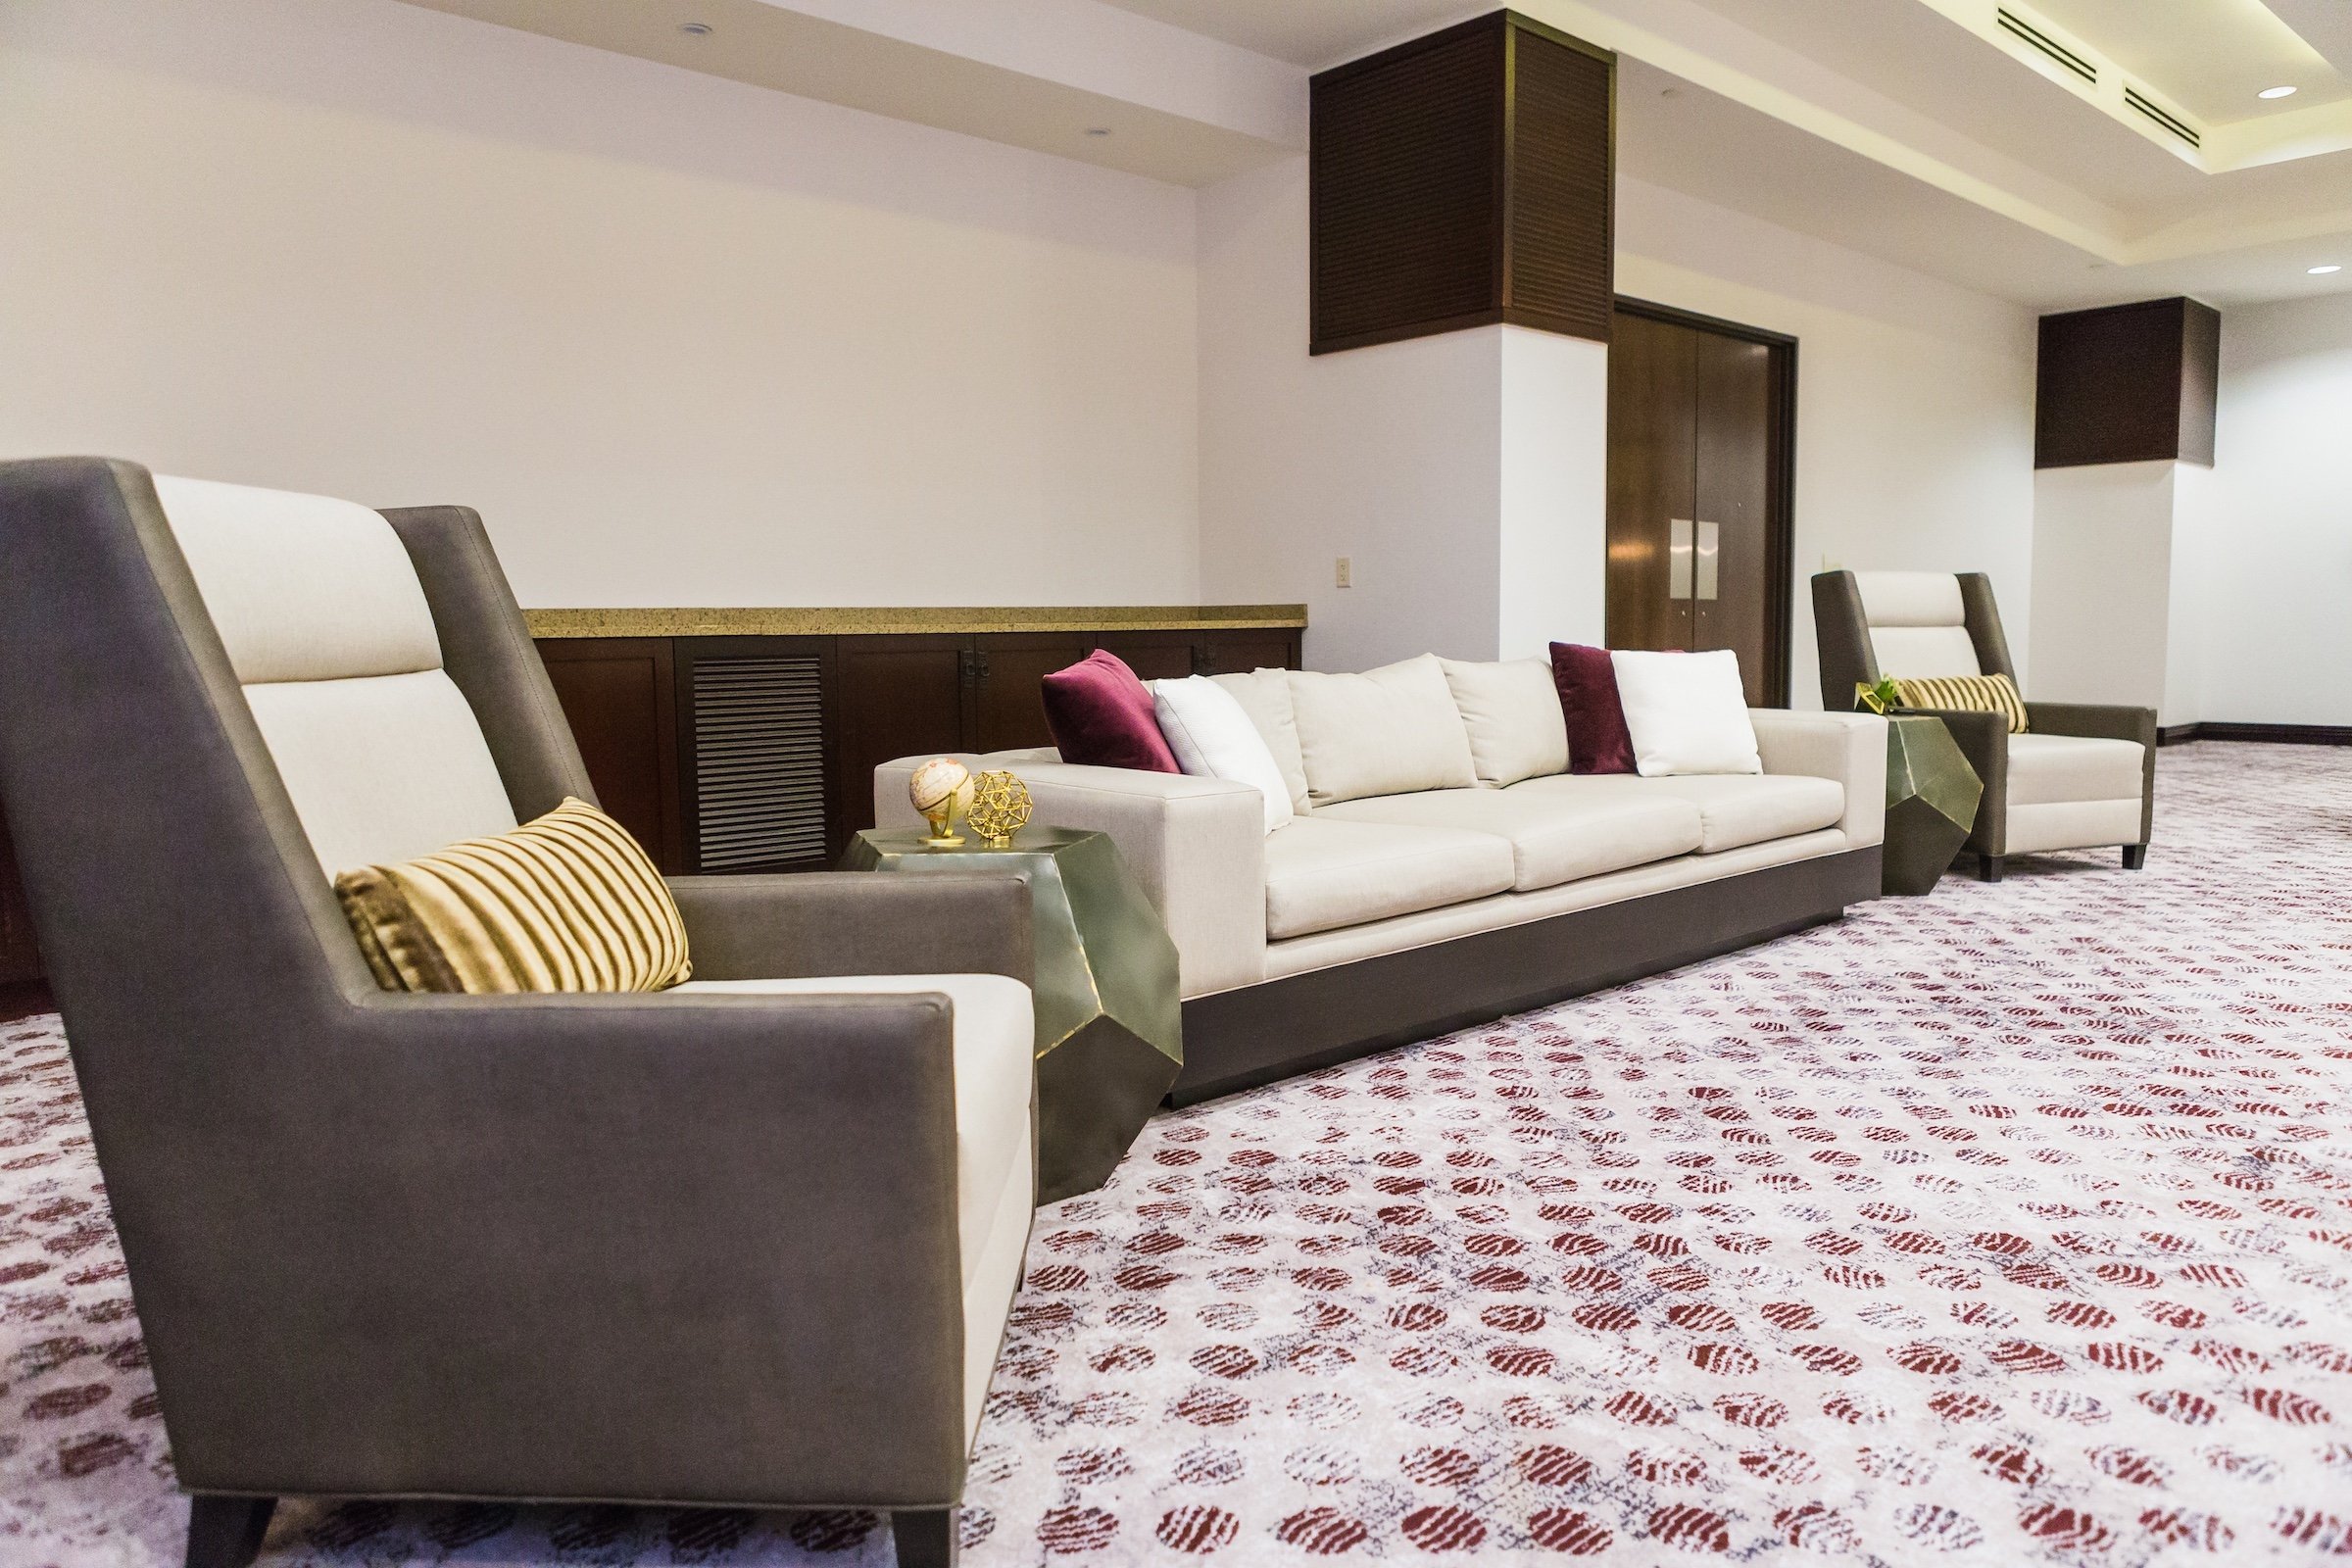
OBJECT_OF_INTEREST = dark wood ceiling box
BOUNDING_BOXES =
[2034,296,2220,468]
[1310,12,1615,355]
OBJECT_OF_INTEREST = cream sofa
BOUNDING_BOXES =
[880,656,1885,1102]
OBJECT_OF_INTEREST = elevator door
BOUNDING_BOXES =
[1604,304,1790,707]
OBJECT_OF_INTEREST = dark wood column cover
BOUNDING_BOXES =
[1311,12,1615,355]
[2035,297,2220,468]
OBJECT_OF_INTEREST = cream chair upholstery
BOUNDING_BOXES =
[1814,568,2156,880]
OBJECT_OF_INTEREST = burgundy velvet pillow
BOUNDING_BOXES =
[1548,642,1637,775]
[1041,650,1180,772]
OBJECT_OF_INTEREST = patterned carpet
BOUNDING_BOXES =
[4,742,2350,1566]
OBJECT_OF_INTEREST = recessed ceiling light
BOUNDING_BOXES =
[2259,85,2297,99]
[2311,264,2343,275]
[678,21,713,35]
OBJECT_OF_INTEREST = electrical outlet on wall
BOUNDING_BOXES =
[1335,557,1352,588]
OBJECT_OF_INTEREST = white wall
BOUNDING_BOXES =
[0,0,1201,610]
[1196,156,1610,672]
[1616,177,2039,708]
[2174,293,2352,727]
[2028,462,2180,717]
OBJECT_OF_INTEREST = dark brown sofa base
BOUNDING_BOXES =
[1172,846,1882,1106]
[184,1496,961,1568]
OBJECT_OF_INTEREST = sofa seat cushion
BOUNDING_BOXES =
[1318,785,1702,892]
[2006,732,2145,808]
[1629,774,1847,853]
[1261,817,1514,939]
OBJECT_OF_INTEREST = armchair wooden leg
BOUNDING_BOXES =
[1979,854,2005,883]
[2122,845,2147,870]
[185,1495,276,1568]
[892,1508,958,1568]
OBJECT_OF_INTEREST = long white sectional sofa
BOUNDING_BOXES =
[880,655,1886,1102]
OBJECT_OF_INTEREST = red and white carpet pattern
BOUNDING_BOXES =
[4,743,2350,1566]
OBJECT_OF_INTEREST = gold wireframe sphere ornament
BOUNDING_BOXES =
[908,757,975,846]
[965,770,1034,848]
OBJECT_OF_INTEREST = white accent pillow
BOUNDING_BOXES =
[1151,676,1295,833]
[1287,655,1479,806]
[1609,650,1761,776]
[1439,657,1569,787]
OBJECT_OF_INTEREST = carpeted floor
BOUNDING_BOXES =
[4,742,2349,1566]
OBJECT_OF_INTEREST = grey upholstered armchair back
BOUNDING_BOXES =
[1812,568,2020,710]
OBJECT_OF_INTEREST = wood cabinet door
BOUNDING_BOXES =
[1199,629,1302,675]
[537,639,682,872]
[974,633,1092,754]
[1091,632,1198,682]
[835,635,969,840]
[0,808,41,986]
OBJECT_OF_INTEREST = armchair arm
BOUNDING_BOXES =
[876,754,1266,998]
[1890,707,2008,854]
[1747,710,1886,848]
[148,987,970,1505]
[2028,702,2157,845]
[668,870,1033,985]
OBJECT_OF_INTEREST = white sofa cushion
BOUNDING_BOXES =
[1440,658,1570,787]
[1152,676,1294,833]
[1319,784,1701,892]
[1210,669,1312,814]
[1624,774,1846,854]
[1610,650,1761,776]
[2006,733,2145,808]
[2007,799,2143,857]
[671,972,1033,1441]
[1288,655,1478,806]
[1261,817,1513,940]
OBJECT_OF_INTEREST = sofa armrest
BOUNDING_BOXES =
[876,754,1267,998]
[1747,710,1886,849]
[2028,702,2157,845]
[160,987,973,1503]
[668,871,1033,986]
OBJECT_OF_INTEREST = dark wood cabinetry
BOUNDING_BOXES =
[537,612,1305,877]
[2035,296,2219,468]
[1310,11,1615,355]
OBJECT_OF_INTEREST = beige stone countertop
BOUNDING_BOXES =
[524,605,1308,638]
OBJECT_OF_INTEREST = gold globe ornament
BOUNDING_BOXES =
[907,757,976,846]
[965,770,1035,848]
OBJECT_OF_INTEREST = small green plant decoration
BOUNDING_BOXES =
[1854,676,1903,715]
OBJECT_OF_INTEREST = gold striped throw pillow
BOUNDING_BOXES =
[1893,672,2030,735]
[334,797,691,993]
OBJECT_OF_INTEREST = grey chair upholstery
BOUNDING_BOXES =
[0,458,1036,1568]
[1813,569,2155,880]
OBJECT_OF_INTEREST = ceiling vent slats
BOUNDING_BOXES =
[1993,9,2097,84]
[2123,86,2203,149]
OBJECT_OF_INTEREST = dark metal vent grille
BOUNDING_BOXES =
[691,657,826,870]
[1995,9,2097,83]
[2125,86,2201,148]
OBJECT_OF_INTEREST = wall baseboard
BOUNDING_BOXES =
[2159,722,2352,748]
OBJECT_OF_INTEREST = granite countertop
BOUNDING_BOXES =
[524,605,1308,638]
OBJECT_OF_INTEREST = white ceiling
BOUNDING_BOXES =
[398,0,2352,309]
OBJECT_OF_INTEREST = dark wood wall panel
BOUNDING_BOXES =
[2035,296,2220,468]
[1503,23,1615,341]
[1311,17,1504,352]
[1310,11,1614,356]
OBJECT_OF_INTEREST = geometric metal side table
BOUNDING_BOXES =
[842,827,1183,1204]
[1880,713,1984,896]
